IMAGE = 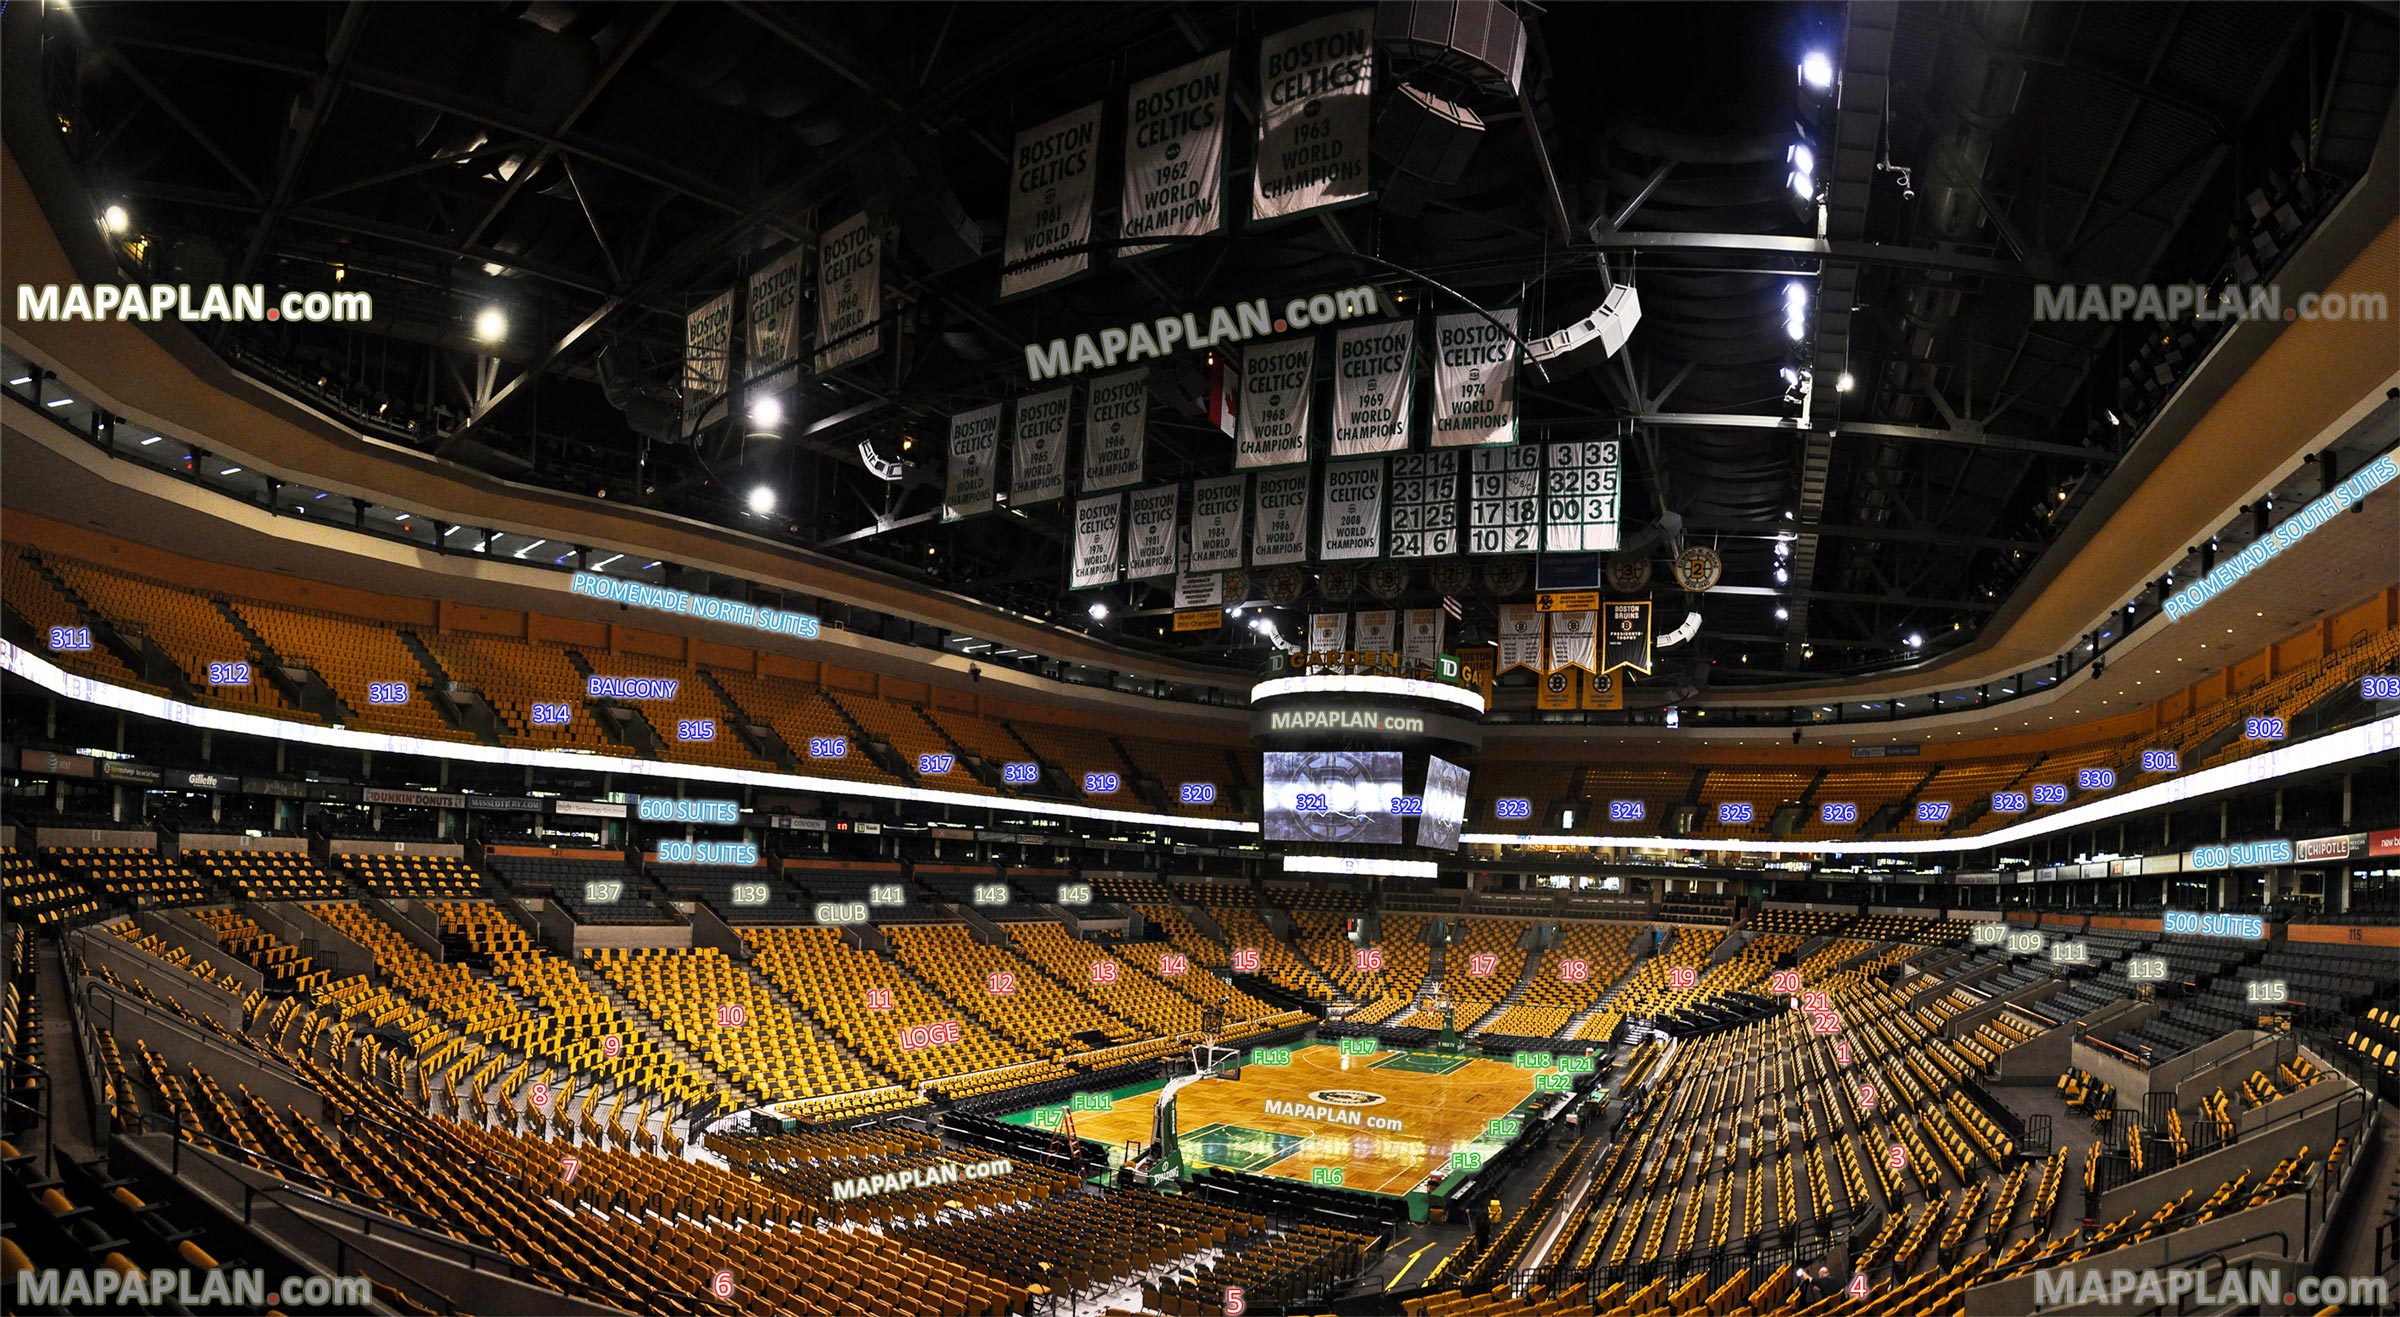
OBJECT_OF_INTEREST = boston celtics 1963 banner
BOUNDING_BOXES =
[1070,494,1123,589]
[744,247,807,383]
[1318,458,1384,560]
[1251,468,1310,565]
[1122,51,1230,259]
[1236,339,1316,468]
[814,210,881,374]
[1010,387,1072,506]
[1082,369,1148,492]
[1252,10,1375,222]
[1188,474,1247,572]
[1330,320,1415,455]
[1432,307,1521,448]
[1002,102,1103,298]
[1125,484,1179,579]
[942,404,1002,523]
[682,289,734,435]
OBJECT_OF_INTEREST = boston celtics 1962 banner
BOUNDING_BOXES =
[942,404,1002,523]
[1432,307,1521,448]
[1125,485,1180,579]
[1236,339,1316,468]
[1070,494,1123,589]
[1188,474,1247,572]
[1330,320,1414,455]
[1318,458,1384,560]
[744,247,807,383]
[1010,387,1072,506]
[1122,51,1230,259]
[1002,102,1103,299]
[1251,468,1310,565]
[1082,369,1148,492]
[814,210,881,374]
[682,289,734,436]
[1252,10,1375,222]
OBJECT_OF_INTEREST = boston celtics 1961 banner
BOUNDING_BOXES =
[1431,307,1521,448]
[1252,10,1375,222]
[1010,387,1072,506]
[942,404,1002,523]
[814,211,881,374]
[1122,51,1230,259]
[1082,369,1148,492]
[744,247,807,383]
[1002,102,1103,298]
[1187,474,1247,572]
[1236,339,1316,468]
[1070,494,1123,589]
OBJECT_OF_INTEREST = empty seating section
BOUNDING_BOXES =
[1885,758,2028,838]
[887,923,1135,1052]
[1792,768,1921,839]
[1577,767,1694,832]
[583,946,868,1109]
[1488,921,1636,1040]
[1291,910,1375,998]
[232,601,465,743]
[3,553,150,690]
[655,864,807,922]
[2,849,103,926]
[1423,918,1522,1029]
[703,669,893,784]
[1696,768,1814,837]
[335,852,481,898]
[1007,922,1210,1039]
[184,849,346,900]
[1583,927,1725,1040]
[45,555,298,717]
[420,631,613,751]
[606,664,773,773]
[1004,719,1125,798]
[1209,906,1329,998]
[821,689,994,795]
[487,853,673,925]
[919,704,1030,773]
[1750,908,1847,937]
[741,925,1048,1091]
[188,907,328,992]
[1112,735,1246,819]
[47,848,212,907]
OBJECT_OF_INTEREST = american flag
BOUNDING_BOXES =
[1441,596,1463,620]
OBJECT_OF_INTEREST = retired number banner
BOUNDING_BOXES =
[1082,369,1149,492]
[942,404,1002,523]
[1002,102,1103,298]
[1251,468,1310,566]
[1468,447,1541,553]
[1329,320,1414,455]
[1236,339,1316,468]
[1318,458,1385,561]
[1122,52,1230,258]
[1070,494,1124,589]
[1187,474,1247,572]
[1388,452,1458,557]
[1431,307,1521,448]
[1125,484,1180,579]
[1252,10,1375,221]
[1543,438,1621,552]
[1010,387,1073,506]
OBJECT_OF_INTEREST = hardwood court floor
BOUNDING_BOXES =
[1063,1043,1540,1196]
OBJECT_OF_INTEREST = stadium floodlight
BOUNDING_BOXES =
[1087,601,1110,621]
[1774,567,1789,584]
[749,395,784,430]
[1664,708,1680,728]
[1835,372,1855,392]
[103,204,130,234]
[1775,607,1790,622]
[746,485,777,516]
[474,306,507,344]
[1799,51,1834,91]
[1906,632,1923,648]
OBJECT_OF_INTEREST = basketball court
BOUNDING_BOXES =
[1004,1042,1545,1197]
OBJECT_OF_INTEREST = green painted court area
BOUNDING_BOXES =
[1178,1121,1306,1173]
[1372,1051,1473,1076]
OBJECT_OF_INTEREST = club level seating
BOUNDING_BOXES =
[183,849,348,901]
[45,847,213,907]
[334,852,482,899]
[487,854,679,925]
[2,849,104,927]
[655,865,810,922]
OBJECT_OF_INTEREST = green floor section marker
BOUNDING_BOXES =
[1372,1051,1472,1075]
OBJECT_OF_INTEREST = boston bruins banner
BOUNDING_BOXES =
[1125,484,1179,579]
[1545,608,1597,674]
[744,247,807,383]
[1252,10,1375,222]
[1308,612,1350,653]
[1318,458,1384,560]
[1082,369,1149,492]
[1002,102,1103,298]
[1401,608,1445,670]
[1069,494,1123,589]
[1536,669,1578,711]
[941,404,1002,523]
[682,289,734,436]
[1251,468,1310,566]
[1581,668,1625,711]
[1496,602,1543,673]
[1603,600,1654,675]
[1122,51,1230,259]
[1432,307,1521,448]
[1010,387,1073,506]
[1188,474,1247,572]
[1330,320,1415,455]
[1353,608,1396,653]
[1236,339,1316,468]
[814,210,881,374]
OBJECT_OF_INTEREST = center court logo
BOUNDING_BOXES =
[1308,1089,1386,1107]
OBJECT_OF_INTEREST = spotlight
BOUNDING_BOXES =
[749,395,784,429]
[1664,708,1680,729]
[1775,541,1791,560]
[1774,567,1789,584]
[746,485,777,516]
[102,204,129,234]
[1087,601,1110,621]
[473,306,507,344]
[1775,607,1790,622]
[1786,144,1815,200]
[1835,372,1854,393]
[1799,51,1834,91]
[1905,632,1923,648]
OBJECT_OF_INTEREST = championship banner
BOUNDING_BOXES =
[1545,608,1596,673]
[1235,339,1317,468]
[1581,668,1625,711]
[1353,609,1396,653]
[1002,101,1103,298]
[1536,669,1578,711]
[941,404,1002,523]
[814,210,881,374]
[1496,603,1543,673]
[1188,474,1247,572]
[1431,308,1521,448]
[1318,458,1385,560]
[1125,484,1179,579]
[1070,494,1124,589]
[1082,369,1149,492]
[1603,600,1654,675]
[1251,468,1310,565]
[682,289,734,435]
[1122,51,1230,258]
[1174,567,1224,609]
[1010,387,1073,505]
[1330,320,1415,455]
[1401,609,1445,669]
[1468,446,1541,553]
[744,247,807,383]
[1388,452,1459,557]
[1543,438,1622,552]
[1308,613,1350,655]
[1252,10,1375,222]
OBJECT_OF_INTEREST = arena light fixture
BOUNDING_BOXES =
[102,204,130,234]
[1799,51,1834,91]
[1087,601,1110,621]
[1906,632,1923,648]
[1835,372,1854,392]
[749,395,784,429]
[747,485,777,516]
[473,306,507,344]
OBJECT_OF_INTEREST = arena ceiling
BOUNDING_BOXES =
[17,0,2398,697]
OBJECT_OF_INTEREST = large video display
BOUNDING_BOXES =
[1417,755,1470,852]
[1262,750,1404,844]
